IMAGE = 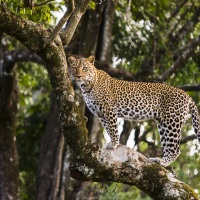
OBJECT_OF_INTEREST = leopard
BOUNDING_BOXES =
[68,55,200,167]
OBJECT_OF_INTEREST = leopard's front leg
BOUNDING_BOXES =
[99,110,119,149]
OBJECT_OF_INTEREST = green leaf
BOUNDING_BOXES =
[89,1,96,10]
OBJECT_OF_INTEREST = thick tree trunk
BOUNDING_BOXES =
[35,94,66,200]
[0,122,18,200]
[96,0,118,63]
[0,73,19,199]
[0,119,18,200]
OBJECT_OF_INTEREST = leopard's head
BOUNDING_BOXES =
[68,55,97,93]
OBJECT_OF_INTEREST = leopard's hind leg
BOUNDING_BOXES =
[190,100,200,142]
[150,120,183,167]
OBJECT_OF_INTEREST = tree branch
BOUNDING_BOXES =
[180,134,197,144]
[1,49,45,74]
[70,145,199,200]
[3,49,200,94]
[158,35,200,82]
[0,7,47,51]
[60,0,91,46]
[94,60,139,81]
[35,0,54,7]
[178,84,200,92]
[166,0,190,37]
[169,6,200,45]
[46,0,74,44]
[167,0,188,22]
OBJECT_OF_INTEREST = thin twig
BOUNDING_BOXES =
[35,0,54,7]
[46,0,74,45]
[180,134,197,144]
[158,35,200,82]
[167,0,188,23]
[60,0,91,46]
[178,84,200,92]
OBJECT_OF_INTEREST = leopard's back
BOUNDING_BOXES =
[87,71,191,123]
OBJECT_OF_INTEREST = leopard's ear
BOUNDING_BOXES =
[87,55,95,65]
[68,56,77,65]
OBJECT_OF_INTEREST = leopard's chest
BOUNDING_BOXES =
[83,93,105,117]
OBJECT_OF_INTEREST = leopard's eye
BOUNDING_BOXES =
[82,66,87,72]
[72,66,78,71]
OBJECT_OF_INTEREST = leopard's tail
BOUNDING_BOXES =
[190,99,200,143]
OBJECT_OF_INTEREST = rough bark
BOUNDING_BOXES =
[70,145,199,200]
[0,5,199,200]
[35,94,65,200]
[96,0,118,63]
[0,55,19,199]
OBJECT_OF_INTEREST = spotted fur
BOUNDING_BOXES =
[68,55,200,167]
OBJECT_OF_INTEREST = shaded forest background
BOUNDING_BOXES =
[0,0,200,199]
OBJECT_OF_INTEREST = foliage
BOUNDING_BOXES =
[89,1,96,10]
[79,182,151,200]
[16,62,51,199]
[112,0,200,79]
[176,141,200,194]
[98,183,151,200]
[5,0,64,24]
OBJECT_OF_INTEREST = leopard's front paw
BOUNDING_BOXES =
[149,157,169,167]
[106,142,119,149]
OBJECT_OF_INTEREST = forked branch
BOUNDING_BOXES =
[60,0,91,46]
[46,0,75,44]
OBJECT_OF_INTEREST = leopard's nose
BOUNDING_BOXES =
[76,75,82,78]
